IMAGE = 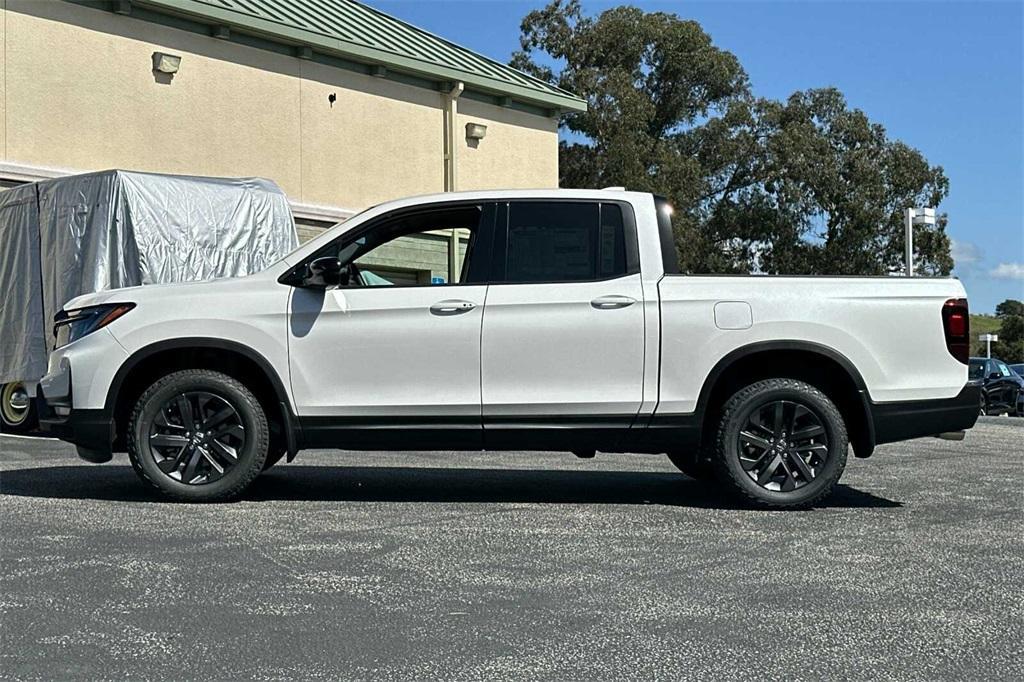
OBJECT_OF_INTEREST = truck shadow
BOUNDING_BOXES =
[0,464,902,509]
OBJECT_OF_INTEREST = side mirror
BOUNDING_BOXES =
[989,372,1001,380]
[303,257,344,288]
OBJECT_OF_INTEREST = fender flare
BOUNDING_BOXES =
[691,340,874,456]
[105,337,300,456]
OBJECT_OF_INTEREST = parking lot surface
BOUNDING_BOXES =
[1,418,1021,681]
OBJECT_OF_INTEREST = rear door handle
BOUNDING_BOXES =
[591,295,636,310]
[430,299,477,316]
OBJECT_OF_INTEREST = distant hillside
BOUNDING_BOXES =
[972,315,1001,337]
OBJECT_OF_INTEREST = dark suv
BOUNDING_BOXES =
[969,357,1024,416]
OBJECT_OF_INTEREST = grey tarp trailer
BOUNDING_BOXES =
[0,170,299,431]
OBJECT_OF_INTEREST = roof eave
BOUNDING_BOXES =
[129,0,588,113]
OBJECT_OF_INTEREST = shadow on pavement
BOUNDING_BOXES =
[0,464,902,509]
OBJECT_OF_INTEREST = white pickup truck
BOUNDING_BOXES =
[37,189,979,508]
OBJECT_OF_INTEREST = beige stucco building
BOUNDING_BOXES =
[0,0,584,238]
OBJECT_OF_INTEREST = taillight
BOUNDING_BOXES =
[942,298,970,365]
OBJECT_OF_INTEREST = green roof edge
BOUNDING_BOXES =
[116,0,587,113]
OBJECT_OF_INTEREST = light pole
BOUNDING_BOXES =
[980,333,998,359]
[904,207,936,277]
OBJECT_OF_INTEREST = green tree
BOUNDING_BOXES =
[987,299,1024,363]
[512,1,953,275]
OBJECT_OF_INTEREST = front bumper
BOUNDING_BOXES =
[36,382,114,455]
[869,382,981,445]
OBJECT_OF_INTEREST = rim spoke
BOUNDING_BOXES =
[150,433,188,449]
[741,448,774,472]
[181,447,203,483]
[757,454,781,485]
[154,408,185,431]
[779,459,797,491]
[212,423,244,441]
[203,406,235,431]
[772,402,784,438]
[792,424,824,441]
[176,395,196,432]
[210,439,239,462]
[787,451,816,481]
[739,430,772,451]
[199,447,224,474]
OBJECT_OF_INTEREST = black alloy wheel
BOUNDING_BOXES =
[712,378,848,509]
[148,391,246,485]
[737,400,829,492]
[128,369,269,502]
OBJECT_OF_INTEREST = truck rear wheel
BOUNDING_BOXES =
[127,369,269,502]
[711,379,848,510]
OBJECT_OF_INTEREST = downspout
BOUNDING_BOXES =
[443,81,464,282]
[443,81,464,192]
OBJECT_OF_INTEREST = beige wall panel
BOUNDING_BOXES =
[4,1,302,195]
[298,61,444,209]
[456,98,558,191]
[1,1,7,160]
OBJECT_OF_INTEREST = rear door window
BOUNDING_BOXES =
[499,202,632,283]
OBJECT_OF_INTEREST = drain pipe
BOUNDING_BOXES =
[443,81,464,281]
[443,81,464,192]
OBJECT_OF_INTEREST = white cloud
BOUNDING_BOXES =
[989,262,1024,280]
[950,239,983,268]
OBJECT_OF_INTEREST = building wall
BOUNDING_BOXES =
[0,1,559,218]
[1,0,7,162]
[457,98,559,191]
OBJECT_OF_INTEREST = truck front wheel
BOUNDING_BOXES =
[127,369,269,502]
[711,379,848,510]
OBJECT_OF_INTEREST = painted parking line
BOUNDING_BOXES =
[0,433,57,441]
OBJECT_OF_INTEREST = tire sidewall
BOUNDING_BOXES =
[717,382,848,507]
[131,372,267,501]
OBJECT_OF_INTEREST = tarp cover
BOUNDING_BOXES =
[0,170,299,384]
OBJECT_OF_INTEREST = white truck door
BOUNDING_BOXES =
[480,201,646,425]
[287,203,494,426]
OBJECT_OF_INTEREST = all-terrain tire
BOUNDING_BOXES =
[127,369,269,502]
[711,378,848,510]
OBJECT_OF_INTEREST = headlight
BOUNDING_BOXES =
[54,303,135,349]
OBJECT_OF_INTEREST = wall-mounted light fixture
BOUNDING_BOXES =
[152,52,182,75]
[465,122,487,142]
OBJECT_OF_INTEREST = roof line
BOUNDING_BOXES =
[123,0,586,112]
[349,0,581,101]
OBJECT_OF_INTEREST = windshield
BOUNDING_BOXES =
[968,359,985,380]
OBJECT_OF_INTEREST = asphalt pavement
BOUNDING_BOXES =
[1,418,1021,681]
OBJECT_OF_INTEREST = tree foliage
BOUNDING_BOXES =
[512,0,953,275]
[981,299,1024,363]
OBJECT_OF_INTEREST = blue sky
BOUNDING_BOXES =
[375,0,1023,313]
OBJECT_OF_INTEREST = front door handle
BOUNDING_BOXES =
[591,295,637,310]
[430,299,477,316]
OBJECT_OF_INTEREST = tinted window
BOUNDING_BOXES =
[968,359,984,380]
[504,202,627,283]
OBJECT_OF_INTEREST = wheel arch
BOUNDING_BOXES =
[695,341,875,458]
[105,338,298,455]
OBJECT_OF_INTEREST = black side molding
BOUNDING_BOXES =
[869,382,981,446]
